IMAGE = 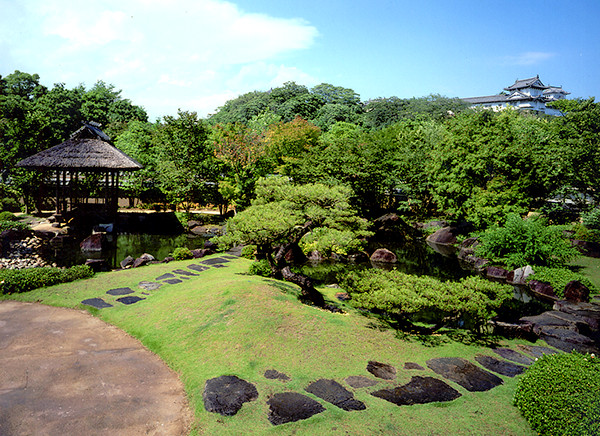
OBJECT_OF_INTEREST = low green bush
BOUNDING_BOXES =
[241,244,257,259]
[341,269,512,331]
[570,223,600,243]
[582,208,600,230]
[514,352,600,436]
[171,247,193,260]
[0,221,29,232]
[0,197,21,213]
[299,227,365,256]
[0,265,94,294]
[528,266,598,297]
[0,211,18,221]
[248,259,272,277]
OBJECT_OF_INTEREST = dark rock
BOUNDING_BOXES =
[474,355,526,377]
[81,298,113,309]
[116,296,145,305]
[528,280,558,301]
[370,248,397,264]
[404,362,425,370]
[138,281,162,291]
[201,257,230,265]
[307,250,323,261]
[537,326,598,353]
[506,265,534,285]
[204,239,217,250]
[85,258,110,272]
[373,213,418,239]
[264,369,290,381]
[80,233,105,252]
[457,237,478,260]
[305,379,365,411]
[344,376,378,388]
[164,278,183,285]
[486,266,508,281]
[191,248,212,258]
[284,244,307,264]
[132,253,155,268]
[426,357,503,392]
[120,255,135,269]
[335,292,351,301]
[571,239,600,258]
[426,227,458,245]
[564,280,590,303]
[156,273,176,280]
[187,220,203,229]
[188,264,209,272]
[458,254,489,272]
[372,376,461,406]
[162,256,174,263]
[520,311,586,336]
[516,344,560,358]
[366,360,396,380]
[267,392,325,425]
[347,251,370,263]
[106,287,134,296]
[491,348,534,366]
[203,375,258,416]
[553,300,600,331]
[173,268,198,276]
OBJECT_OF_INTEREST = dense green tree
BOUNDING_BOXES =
[264,116,321,174]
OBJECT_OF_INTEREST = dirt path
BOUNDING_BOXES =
[0,301,193,436]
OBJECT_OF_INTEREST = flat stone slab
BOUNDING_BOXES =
[538,326,598,353]
[404,362,425,370]
[156,273,176,280]
[139,281,162,291]
[213,264,228,268]
[203,375,258,416]
[516,344,560,358]
[188,264,209,272]
[164,278,183,285]
[264,369,290,381]
[345,376,379,388]
[367,360,396,380]
[81,298,113,309]
[116,296,145,305]
[201,257,230,265]
[427,357,503,392]
[106,287,134,296]
[305,379,366,411]
[267,392,325,425]
[172,269,198,276]
[474,354,526,377]
[492,348,534,365]
[372,376,461,406]
[0,301,191,435]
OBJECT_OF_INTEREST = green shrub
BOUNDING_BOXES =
[0,265,94,294]
[475,213,577,269]
[241,244,257,259]
[527,266,597,297]
[171,247,193,260]
[0,197,21,212]
[248,259,272,277]
[341,269,512,330]
[0,211,18,221]
[582,208,600,230]
[571,223,600,243]
[0,221,29,232]
[514,352,600,436]
[299,227,365,256]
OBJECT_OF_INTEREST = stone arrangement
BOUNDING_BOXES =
[0,234,55,269]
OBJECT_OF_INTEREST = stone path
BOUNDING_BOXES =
[0,301,192,436]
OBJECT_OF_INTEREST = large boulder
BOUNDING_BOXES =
[564,280,590,303]
[426,227,458,245]
[370,248,397,263]
[80,233,105,252]
[132,253,155,268]
[120,255,135,269]
[528,280,558,301]
[486,266,509,281]
[372,213,418,240]
[506,265,534,285]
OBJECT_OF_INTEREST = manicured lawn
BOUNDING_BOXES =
[3,256,537,435]
[569,255,600,290]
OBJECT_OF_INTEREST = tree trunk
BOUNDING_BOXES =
[281,266,325,307]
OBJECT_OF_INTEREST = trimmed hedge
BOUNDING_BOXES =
[514,352,600,436]
[527,266,598,297]
[171,247,193,260]
[0,265,94,294]
[0,211,18,221]
[248,259,272,277]
[0,221,29,232]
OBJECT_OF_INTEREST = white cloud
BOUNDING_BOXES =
[1,0,319,119]
[502,51,556,66]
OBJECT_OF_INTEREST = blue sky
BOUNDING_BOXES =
[1,0,598,120]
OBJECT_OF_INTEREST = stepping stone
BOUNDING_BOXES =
[172,269,198,276]
[516,344,560,358]
[203,375,258,416]
[372,376,461,406]
[164,278,183,285]
[188,264,209,272]
[474,354,526,377]
[404,362,425,370]
[367,360,396,380]
[201,257,230,265]
[427,357,503,392]
[345,376,379,388]
[81,298,113,309]
[305,379,366,411]
[264,369,290,381]
[141,292,149,295]
[267,392,325,425]
[138,281,162,291]
[213,264,228,268]
[116,296,145,305]
[221,254,238,259]
[106,287,134,296]
[492,348,534,366]
[156,273,176,281]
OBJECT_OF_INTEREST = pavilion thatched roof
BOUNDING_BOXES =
[16,122,143,172]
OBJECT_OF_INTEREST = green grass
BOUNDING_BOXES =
[2,256,538,435]
[569,255,600,292]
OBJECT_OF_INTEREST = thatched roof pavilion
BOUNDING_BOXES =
[17,122,142,218]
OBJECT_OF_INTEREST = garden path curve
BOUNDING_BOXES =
[0,301,192,436]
